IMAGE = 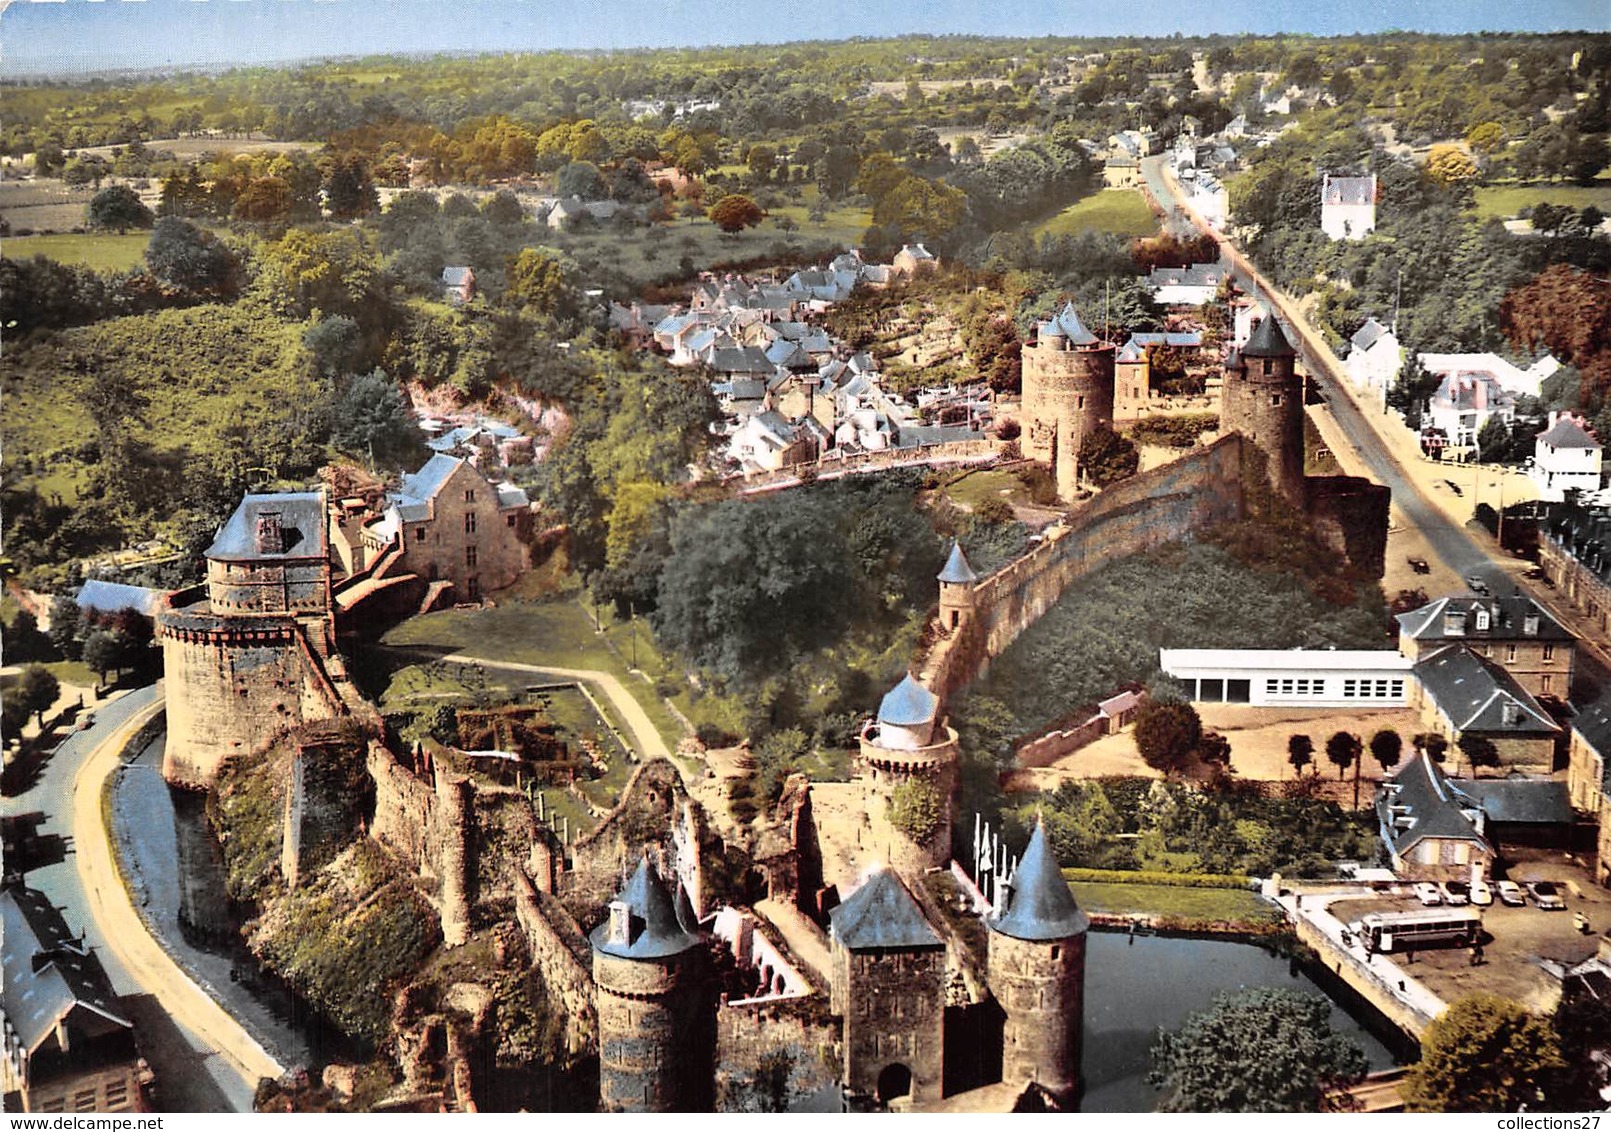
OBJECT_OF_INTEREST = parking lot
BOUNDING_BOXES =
[1326,856,1610,1016]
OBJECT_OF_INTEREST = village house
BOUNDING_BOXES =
[1345,317,1402,407]
[1102,153,1141,189]
[1320,173,1377,241]
[1419,350,1561,400]
[1407,645,1560,772]
[440,266,476,307]
[892,243,938,279]
[1144,263,1226,306]
[1396,594,1576,701]
[1424,368,1517,450]
[1,887,152,1113]
[1186,171,1228,230]
[1566,698,1611,887]
[1530,414,1603,502]
[722,409,827,473]
[1376,753,1494,880]
[1112,331,1205,423]
[1539,501,1611,641]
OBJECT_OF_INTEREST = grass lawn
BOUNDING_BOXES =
[5,232,150,272]
[940,467,1025,510]
[1473,182,1611,220]
[1035,189,1159,239]
[380,595,687,753]
[1067,879,1277,924]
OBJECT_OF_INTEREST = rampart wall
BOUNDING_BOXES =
[511,870,597,1056]
[919,434,1247,704]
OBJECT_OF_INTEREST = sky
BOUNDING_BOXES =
[3,0,1608,79]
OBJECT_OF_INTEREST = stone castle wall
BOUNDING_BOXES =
[715,997,840,1109]
[511,871,597,1056]
[1021,340,1117,500]
[920,434,1247,704]
[835,944,946,1105]
[594,948,712,1112]
[988,930,1085,1101]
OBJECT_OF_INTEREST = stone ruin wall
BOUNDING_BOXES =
[920,434,1247,704]
[511,870,597,1057]
[714,997,841,1109]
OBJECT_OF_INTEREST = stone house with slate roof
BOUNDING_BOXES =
[1408,645,1560,772]
[0,887,151,1112]
[1376,752,1494,879]
[1539,502,1611,642]
[1321,172,1377,241]
[440,266,475,306]
[1397,595,1576,701]
[1531,414,1603,502]
[382,454,531,601]
[1567,698,1611,887]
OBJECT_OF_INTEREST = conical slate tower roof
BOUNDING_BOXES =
[1241,309,1296,358]
[988,821,1090,942]
[1038,301,1099,346]
[590,857,702,960]
[877,674,938,728]
[937,540,979,584]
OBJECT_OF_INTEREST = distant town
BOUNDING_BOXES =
[3,24,1611,1116]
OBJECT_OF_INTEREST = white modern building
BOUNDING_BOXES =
[1158,649,1413,708]
[1530,414,1603,502]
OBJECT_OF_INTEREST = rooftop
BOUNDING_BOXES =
[877,674,938,728]
[937,541,978,585]
[0,886,132,1057]
[1241,311,1296,358]
[588,858,702,961]
[830,868,943,951]
[1396,595,1573,644]
[1413,645,1558,736]
[206,491,327,562]
[988,822,1089,942]
[1376,752,1491,858]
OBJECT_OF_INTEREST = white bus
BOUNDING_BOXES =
[1349,908,1482,953]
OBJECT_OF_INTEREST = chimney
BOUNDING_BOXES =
[607,899,634,946]
[255,511,283,555]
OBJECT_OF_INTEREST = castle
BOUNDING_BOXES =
[1019,300,1390,579]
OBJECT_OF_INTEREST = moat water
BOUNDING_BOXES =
[1081,931,1402,1111]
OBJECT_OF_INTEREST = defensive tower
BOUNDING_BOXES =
[857,675,959,878]
[1221,308,1305,504]
[936,541,979,632]
[1020,302,1116,501]
[986,820,1089,1105]
[590,857,712,1112]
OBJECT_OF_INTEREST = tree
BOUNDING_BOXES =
[48,593,84,660]
[1149,987,1368,1111]
[1458,733,1501,775]
[2,689,30,741]
[1465,121,1506,156]
[231,176,294,224]
[1476,414,1510,463]
[82,629,121,687]
[16,664,61,726]
[1403,995,1563,1112]
[1134,701,1202,774]
[556,160,606,201]
[1368,729,1402,774]
[708,193,764,234]
[332,369,424,467]
[1287,733,1314,776]
[323,157,378,220]
[505,247,582,326]
[1425,145,1481,189]
[1325,730,1361,780]
[86,185,154,233]
[145,216,239,296]
[1077,426,1140,487]
[1415,732,1450,763]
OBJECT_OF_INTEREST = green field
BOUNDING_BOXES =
[1035,189,1159,239]
[1473,183,1611,220]
[5,232,150,272]
[939,467,1026,510]
[1068,880,1276,924]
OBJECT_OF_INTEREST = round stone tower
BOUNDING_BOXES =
[858,674,959,877]
[987,819,1090,1105]
[1221,307,1305,505]
[1020,302,1117,501]
[590,858,711,1112]
[937,540,979,632]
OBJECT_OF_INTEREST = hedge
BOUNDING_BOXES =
[1061,866,1255,890]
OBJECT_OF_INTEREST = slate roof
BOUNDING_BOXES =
[1459,778,1573,825]
[1350,317,1392,353]
[1376,752,1491,859]
[1323,174,1376,206]
[1128,331,1204,349]
[829,868,943,951]
[441,266,473,287]
[1241,311,1296,357]
[206,491,327,562]
[1539,417,1599,449]
[707,346,774,375]
[400,454,462,503]
[495,483,530,510]
[1146,264,1224,290]
[77,579,161,618]
[937,541,978,584]
[878,674,938,727]
[1573,698,1611,787]
[1396,595,1573,644]
[1036,302,1098,346]
[989,821,1089,941]
[589,858,702,960]
[1413,645,1559,735]
[0,887,131,1057]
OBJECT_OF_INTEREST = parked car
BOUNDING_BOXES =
[1466,574,1490,594]
[1408,557,1431,575]
[1440,881,1470,906]
[1528,881,1566,910]
[1469,877,1494,906]
[1496,880,1526,906]
[1414,882,1443,906]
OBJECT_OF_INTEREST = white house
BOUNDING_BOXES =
[1188,171,1228,230]
[1145,263,1226,306]
[1531,414,1603,501]
[1158,649,1413,708]
[1345,317,1403,406]
[1426,369,1517,449]
[1321,173,1377,241]
[1419,351,1560,400]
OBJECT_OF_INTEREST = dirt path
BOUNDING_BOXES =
[74,696,284,1103]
